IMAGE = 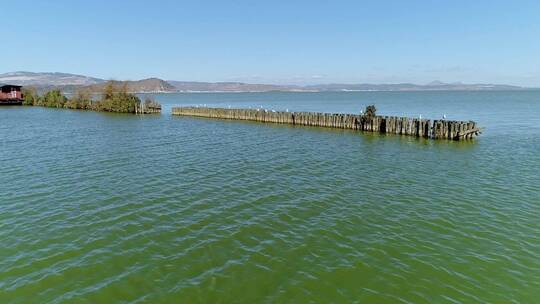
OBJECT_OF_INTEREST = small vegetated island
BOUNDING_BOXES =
[22,81,161,114]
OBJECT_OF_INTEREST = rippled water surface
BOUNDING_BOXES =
[1,91,539,303]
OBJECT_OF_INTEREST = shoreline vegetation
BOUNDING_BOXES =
[22,81,161,114]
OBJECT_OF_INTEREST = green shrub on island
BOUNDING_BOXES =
[363,105,377,118]
[23,81,159,114]
[40,90,68,108]
[65,89,93,110]
[97,82,141,113]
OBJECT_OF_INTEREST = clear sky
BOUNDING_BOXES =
[3,0,540,86]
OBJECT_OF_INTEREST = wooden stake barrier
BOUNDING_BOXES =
[172,107,480,140]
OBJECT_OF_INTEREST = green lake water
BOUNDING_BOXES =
[1,91,539,303]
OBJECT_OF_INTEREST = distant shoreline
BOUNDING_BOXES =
[2,72,537,94]
[141,88,540,94]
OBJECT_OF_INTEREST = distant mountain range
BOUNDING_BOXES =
[304,81,525,92]
[0,72,175,94]
[0,71,532,93]
[0,71,103,86]
[86,78,176,93]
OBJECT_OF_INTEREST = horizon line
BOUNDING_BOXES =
[1,70,536,88]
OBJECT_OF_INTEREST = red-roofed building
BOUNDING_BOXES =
[0,84,23,105]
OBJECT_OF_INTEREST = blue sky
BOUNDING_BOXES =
[3,0,540,86]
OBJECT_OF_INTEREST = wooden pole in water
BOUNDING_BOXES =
[171,107,480,141]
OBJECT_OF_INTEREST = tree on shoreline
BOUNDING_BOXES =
[97,81,140,113]
[65,89,93,109]
[22,87,38,106]
[41,90,67,108]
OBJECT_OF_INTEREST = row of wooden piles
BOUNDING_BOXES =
[135,102,162,114]
[171,107,479,140]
